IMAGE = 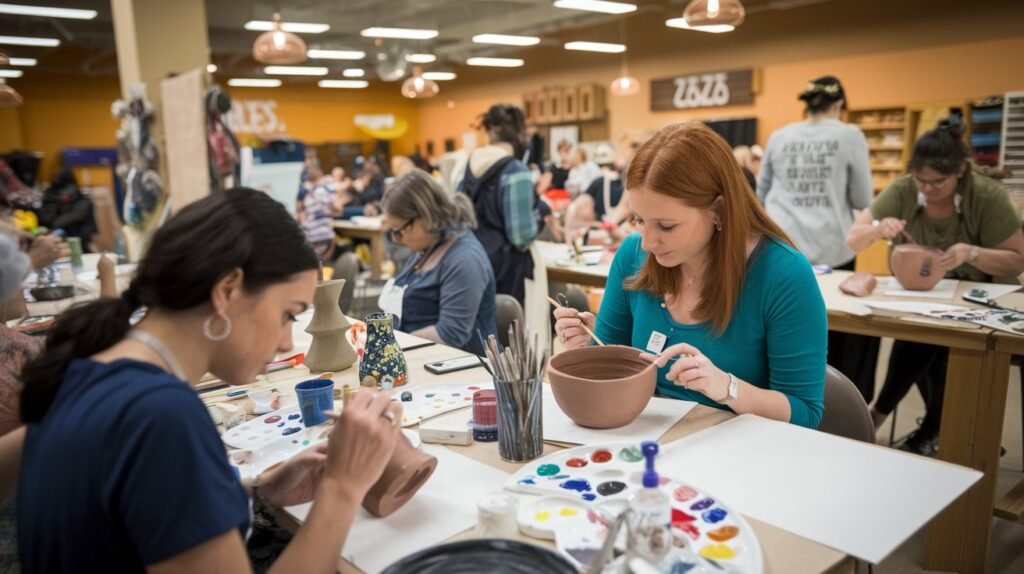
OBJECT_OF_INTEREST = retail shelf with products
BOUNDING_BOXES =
[970,95,1004,168]
[847,107,908,197]
[1000,92,1024,219]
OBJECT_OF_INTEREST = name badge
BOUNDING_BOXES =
[646,331,667,354]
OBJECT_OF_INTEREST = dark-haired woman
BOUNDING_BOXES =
[555,123,827,429]
[847,120,1024,455]
[5,188,402,573]
[758,75,878,402]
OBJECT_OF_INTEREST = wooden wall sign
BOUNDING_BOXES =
[650,69,757,112]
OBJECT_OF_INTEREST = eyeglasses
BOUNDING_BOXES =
[386,218,415,242]
[913,174,956,190]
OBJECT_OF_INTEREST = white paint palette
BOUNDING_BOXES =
[221,400,309,449]
[506,442,763,573]
[393,382,493,427]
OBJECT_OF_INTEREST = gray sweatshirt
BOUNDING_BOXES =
[757,118,873,267]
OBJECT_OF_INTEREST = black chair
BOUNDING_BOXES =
[495,294,525,348]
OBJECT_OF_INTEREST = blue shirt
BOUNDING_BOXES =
[395,231,497,356]
[595,234,827,428]
[18,359,249,572]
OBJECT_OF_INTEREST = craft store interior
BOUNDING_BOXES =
[2,0,1024,573]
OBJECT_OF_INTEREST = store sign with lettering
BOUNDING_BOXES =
[227,100,287,134]
[650,69,755,111]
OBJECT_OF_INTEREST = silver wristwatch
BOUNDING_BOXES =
[719,373,738,404]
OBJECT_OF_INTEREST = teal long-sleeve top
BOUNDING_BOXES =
[594,233,827,428]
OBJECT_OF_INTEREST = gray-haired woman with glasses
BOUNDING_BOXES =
[378,170,497,355]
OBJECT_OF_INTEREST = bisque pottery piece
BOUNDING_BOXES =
[547,345,656,429]
[890,244,945,291]
[359,312,409,389]
[363,432,437,517]
[304,279,358,372]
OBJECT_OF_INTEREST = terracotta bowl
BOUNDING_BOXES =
[547,345,656,429]
[890,244,945,291]
[363,432,437,517]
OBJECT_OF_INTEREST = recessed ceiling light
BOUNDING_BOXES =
[342,68,365,78]
[227,78,282,87]
[472,34,541,46]
[553,0,637,15]
[263,65,329,76]
[406,53,436,64]
[422,71,456,81]
[665,17,734,33]
[360,27,438,40]
[307,49,366,60]
[0,69,24,78]
[319,79,369,89]
[8,58,37,66]
[0,3,96,19]
[0,35,60,47]
[466,57,524,67]
[564,41,626,53]
[206,64,218,73]
[245,20,330,34]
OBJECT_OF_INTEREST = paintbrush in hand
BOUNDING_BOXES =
[546,296,605,346]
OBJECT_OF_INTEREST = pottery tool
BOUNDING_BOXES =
[962,293,1021,313]
[266,352,305,373]
[546,296,605,346]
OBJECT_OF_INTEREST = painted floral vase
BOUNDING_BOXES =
[358,312,408,389]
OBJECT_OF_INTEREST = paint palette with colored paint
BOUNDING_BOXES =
[506,443,763,573]
[221,403,309,449]
[393,382,493,427]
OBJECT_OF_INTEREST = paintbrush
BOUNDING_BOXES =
[546,296,605,346]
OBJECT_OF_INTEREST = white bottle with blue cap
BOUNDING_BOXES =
[629,440,672,565]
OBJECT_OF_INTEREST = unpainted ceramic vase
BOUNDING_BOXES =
[547,345,656,429]
[890,244,945,291]
[304,279,358,372]
[363,432,437,517]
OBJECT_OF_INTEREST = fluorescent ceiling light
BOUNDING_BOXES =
[8,58,36,66]
[553,0,637,15]
[319,79,369,89]
[472,33,541,46]
[307,49,365,60]
[0,69,24,78]
[263,65,328,76]
[665,17,734,33]
[0,35,60,47]
[405,53,436,64]
[342,68,365,78]
[0,3,96,19]
[360,27,438,40]
[245,20,330,34]
[227,78,282,87]
[422,71,456,81]
[466,57,524,67]
[564,41,626,53]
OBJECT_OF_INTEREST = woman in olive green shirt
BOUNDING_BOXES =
[846,119,1024,455]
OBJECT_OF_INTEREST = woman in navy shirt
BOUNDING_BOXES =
[3,189,402,573]
[379,170,497,355]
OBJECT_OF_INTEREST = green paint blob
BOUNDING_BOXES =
[537,464,560,476]
[619,446,643,462]
[302,440,310,446]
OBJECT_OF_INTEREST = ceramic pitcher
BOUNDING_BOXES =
[358,312,409,388]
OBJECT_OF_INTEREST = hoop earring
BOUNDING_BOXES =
[715,221,723,232]
[203,314,232,342]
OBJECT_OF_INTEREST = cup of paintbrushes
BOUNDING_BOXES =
[494,376,543,462]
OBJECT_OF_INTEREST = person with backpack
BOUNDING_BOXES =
[456,104,539,304]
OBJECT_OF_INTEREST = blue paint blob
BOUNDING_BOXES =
[690,498,714,511]
[519,478,536,485]
[548,474,571,480]
[560,479,592,493]
[671,563,698,574]
[702,508,727,523]
[277,422,285,427]
[282,427,301,436]
[582,493,597,501]
[287,413,302,420]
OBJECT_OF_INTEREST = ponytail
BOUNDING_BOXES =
[908,111,969,176]
[450,193,478,229]
[20,290,142,422]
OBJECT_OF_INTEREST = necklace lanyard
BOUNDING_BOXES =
[126,329,188,382]
[411,234,452,274]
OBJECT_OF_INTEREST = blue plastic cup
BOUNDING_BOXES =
[294,378,335,427]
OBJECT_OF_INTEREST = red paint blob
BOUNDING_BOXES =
[264,416,282,424]
[675,522,700,541]
[674,485,698,502]
[467,386,481,390]
[591,450,613,463]
[566,457,588,468]
[671,508,696,527]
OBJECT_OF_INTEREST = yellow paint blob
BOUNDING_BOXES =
[535,511,551,522]
[559,507,579,517]
[699,544,736,560]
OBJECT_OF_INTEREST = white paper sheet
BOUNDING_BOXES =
[883,277,959,300]
[962,282,1022,302]
[658,415,981,564]
[542,388,697,445]
[863,301,970,315]
[285,443,510,573]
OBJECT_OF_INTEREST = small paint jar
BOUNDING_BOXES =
[469,421,498,442]
[476,492,519,538]
[472,390,497,426]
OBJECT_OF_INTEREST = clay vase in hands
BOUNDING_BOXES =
[547,345,656,429]
[304,279,358,372]
[363,432,437,517]
[890,244,945,291]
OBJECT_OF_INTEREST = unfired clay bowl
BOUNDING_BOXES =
[890,244,945,291]
[547,345,657,429]
[363,432,437,517]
